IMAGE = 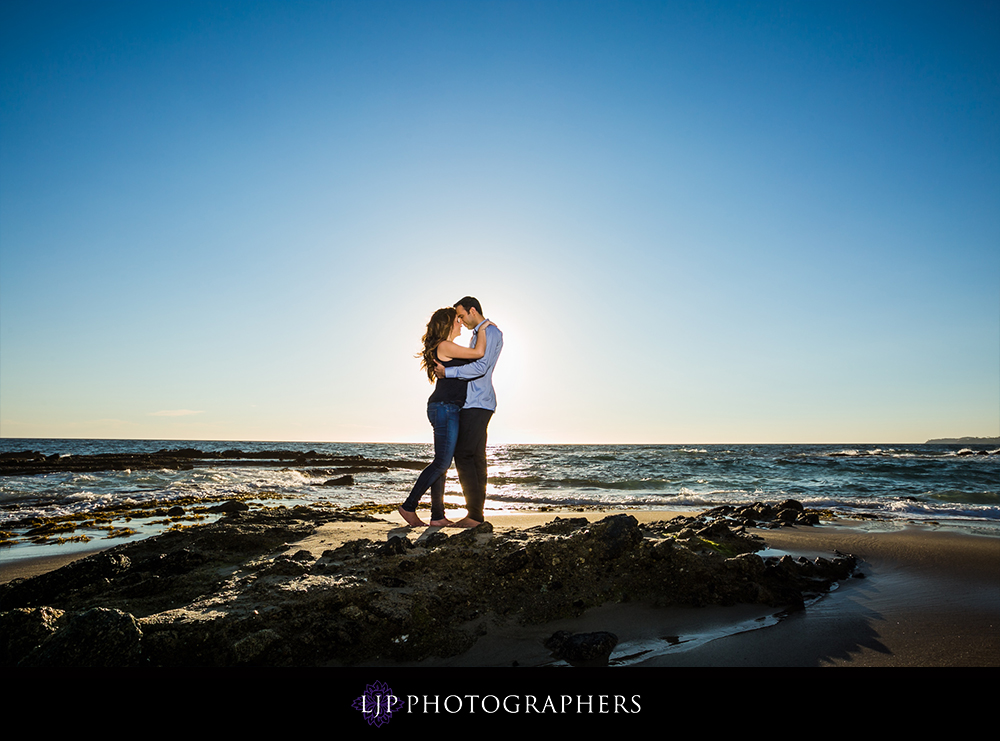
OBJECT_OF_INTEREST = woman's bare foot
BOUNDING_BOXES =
[451,517,482,528]
[429,518,453,527]
[398,505,426,527]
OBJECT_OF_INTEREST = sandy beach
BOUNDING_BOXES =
[3,508,997,667]
[385,511,999,667]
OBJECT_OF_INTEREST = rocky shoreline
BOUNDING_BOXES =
[0,448,428,549]
[0,499,859,667]
[0,448,426,477]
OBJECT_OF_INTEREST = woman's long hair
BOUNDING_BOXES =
[419,307,457,382]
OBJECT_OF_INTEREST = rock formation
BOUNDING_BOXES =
[0,501,856,667]
[0,448,424,476]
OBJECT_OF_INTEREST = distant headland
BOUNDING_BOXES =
[925,436,1000,445]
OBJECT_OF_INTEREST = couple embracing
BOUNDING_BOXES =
[398,296,503,529]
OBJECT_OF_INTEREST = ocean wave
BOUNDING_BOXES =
[3,439,999,529]
[489,475,677,491]
[926,489,1000,506]
[810,447,997,460]
[883,498,1000,521]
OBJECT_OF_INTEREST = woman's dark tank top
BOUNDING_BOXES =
[428,355,473,405]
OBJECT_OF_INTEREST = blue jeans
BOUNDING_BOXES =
[401,401,461,521]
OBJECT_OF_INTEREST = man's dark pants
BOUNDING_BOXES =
[454,407,493,523]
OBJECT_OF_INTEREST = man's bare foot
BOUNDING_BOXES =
[451,517,482,528]
[429,518,453,527]
[398,505,426,527]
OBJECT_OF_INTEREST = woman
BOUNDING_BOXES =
[398,307,493,527]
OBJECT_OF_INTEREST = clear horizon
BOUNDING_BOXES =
[2,1,998,446]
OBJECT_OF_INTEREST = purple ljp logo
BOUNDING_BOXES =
[352,681,404,727]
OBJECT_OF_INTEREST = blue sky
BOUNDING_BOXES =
[1,0,997,444]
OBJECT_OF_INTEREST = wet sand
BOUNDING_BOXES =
[0,549,109,584]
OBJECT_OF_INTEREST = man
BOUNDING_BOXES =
[434,296,503,527]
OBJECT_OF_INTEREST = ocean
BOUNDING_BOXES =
[2,438,998,563]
